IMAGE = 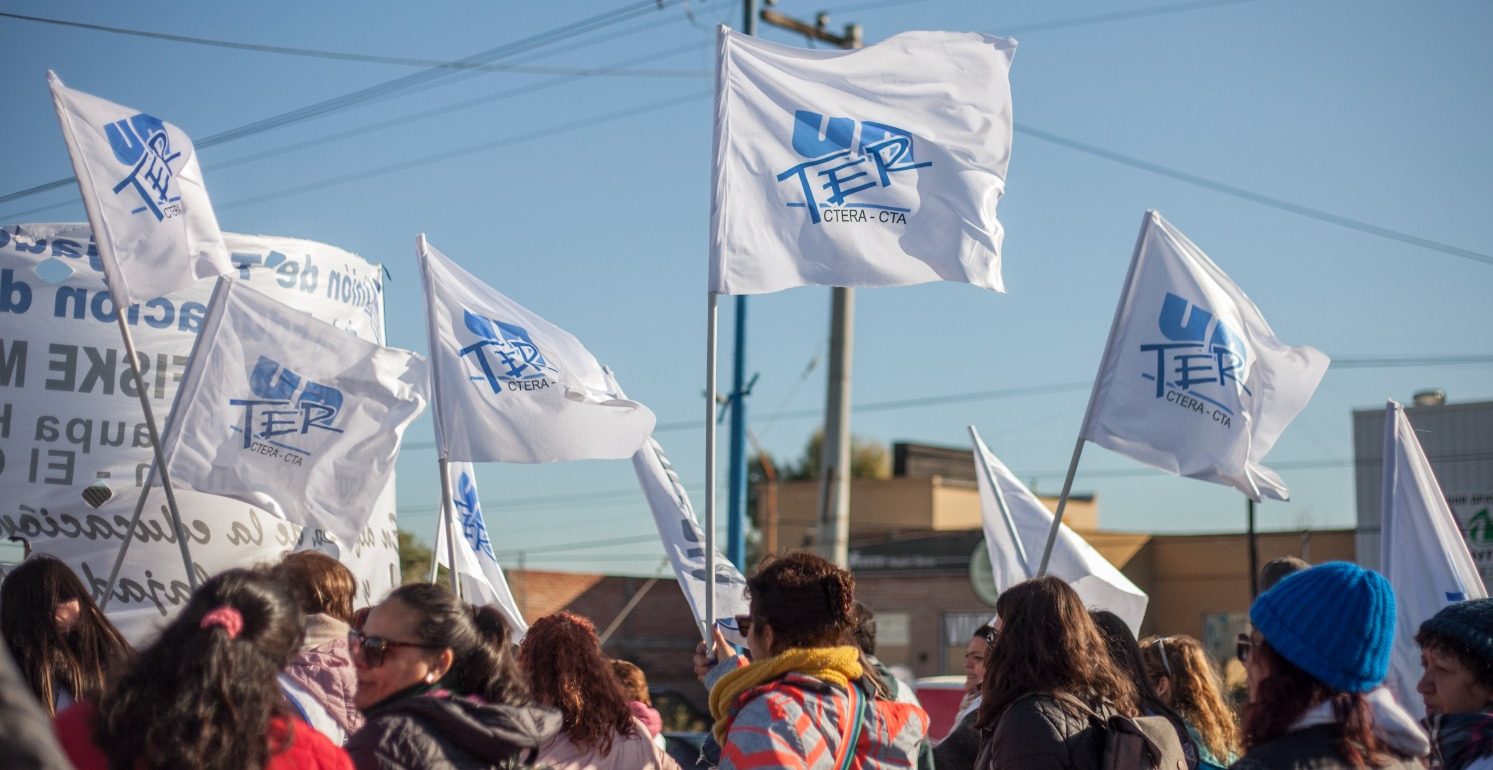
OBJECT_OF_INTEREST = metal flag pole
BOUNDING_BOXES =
[704,292,719,650]
[114,312,199,591]
[1037,211,1153,576]
[438,458,462,599]
[969,426,1030,577]
[99,466,154,610]
[427,504,441,584]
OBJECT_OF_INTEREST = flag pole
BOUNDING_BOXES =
[704,292,719,649]
[427,504,441,584]
[969,426,1030,577]
[438,458,462,599]
[1037,437,1087,576]
[98,468,154,609]
[1038,211,1154,577]
[114,312,200,591]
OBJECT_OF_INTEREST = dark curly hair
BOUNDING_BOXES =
[520,612,637,754]
[1243,638,1391,769]
[385,583,529,706]
[0,555,132,716]
[979,576,1138,729]
[1416,627,1493,693]
[94,568,303,770]
[746,551,855,653]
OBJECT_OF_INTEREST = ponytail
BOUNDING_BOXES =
[447,604,528,705]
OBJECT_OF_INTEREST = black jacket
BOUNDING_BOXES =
[977,693,1114,770]
[347,692,562,770]
[1230,724,1423,770]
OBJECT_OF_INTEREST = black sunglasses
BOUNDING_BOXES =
[348,629,442,668]
[1236,634,1252,664]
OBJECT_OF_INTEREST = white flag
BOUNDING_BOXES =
[161,278,428,545]
[709,27,1017,295]
[434,462,528,641]
[633,435,750,645]
[48,72,231,307]
[417,235,655,463]
[971,427,1148,634]
[1081,211,1329,501]
[1380,400,1487,719]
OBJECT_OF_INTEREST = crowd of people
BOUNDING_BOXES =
[1,549,1491,770]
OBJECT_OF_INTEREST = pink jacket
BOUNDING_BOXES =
[628,700,664,737]
[536,717,680,770]
[281,614,364,735]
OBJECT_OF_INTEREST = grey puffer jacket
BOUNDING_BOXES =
[976,692,1115,770]
[346,691,562,770]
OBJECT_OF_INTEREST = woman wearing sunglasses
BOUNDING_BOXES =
[344,584,561,770]
[52,568,353,770]
[1233,562,1425,770]
[698,551,928,770]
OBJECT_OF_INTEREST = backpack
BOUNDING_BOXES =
[1054,693,1190,770]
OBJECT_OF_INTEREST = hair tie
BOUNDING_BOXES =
[200,606,244,639]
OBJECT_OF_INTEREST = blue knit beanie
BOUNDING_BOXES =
[1249,561,1395,693]
[1420,598,1493,661]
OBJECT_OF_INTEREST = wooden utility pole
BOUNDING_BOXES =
[760,3,862,568]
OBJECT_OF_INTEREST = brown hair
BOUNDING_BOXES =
[520,612,636,754]
[978,576,1138,728]
[1142,634,1240,762]
[0,555,132,716]
[272,551,356,624]
[746,551,855,654]
[1242,639,1390,769]
[610,659,651,705]
[1416,627,1493,693]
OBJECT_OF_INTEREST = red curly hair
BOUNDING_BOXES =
[519,612,636,754]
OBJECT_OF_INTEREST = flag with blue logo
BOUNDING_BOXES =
[417,236,655,463]
[709,27,1017,295]
[1080,211,1329,501]
[47,71,231,307]
[160,278,428,545]
[434,462,528,640]
[971,427,1148,634]
[1381,399,1487,719]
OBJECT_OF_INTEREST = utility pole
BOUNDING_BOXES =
[759,2,863,568]
[725,0,760,572]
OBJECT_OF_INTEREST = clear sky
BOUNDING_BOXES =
[3,0,1490,576]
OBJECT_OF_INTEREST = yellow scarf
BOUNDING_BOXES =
[709,645,865,743]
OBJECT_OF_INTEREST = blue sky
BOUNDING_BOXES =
[3,0,1490,575]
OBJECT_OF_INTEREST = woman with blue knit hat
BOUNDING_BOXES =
[1418,598,1493,769]
[1231,562,1427,770]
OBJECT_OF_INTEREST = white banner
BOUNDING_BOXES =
[1081,211,1329,501]
[633,435,749,645]
[47,72,231,308]
[709,27,1017,295]
[1381,400,1487,719]
[971,427,1147,634]
[434,461,528,640]
[0,223,401,641]
[161,278,427,546]
[416,235,654,463]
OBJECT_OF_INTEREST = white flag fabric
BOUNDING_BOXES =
[161,278,428,545]
[417,235,655,463]
[48,71,231,307]
[434,462,529,641]
[1081,211,1329,501]
[1380,400,1487,719]
[633,435,751,645]
[971,427,1148,634]
[709,27,1017,295]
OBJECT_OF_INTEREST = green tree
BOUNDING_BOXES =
[397,529,435,585]
[783,429,890,481]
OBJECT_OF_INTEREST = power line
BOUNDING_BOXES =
[1015,123,1493,267]
[998,0,1264,35]
[489,533,659,557]
[216,90,708,212]
[0,10,706,77]
[0,0,692,206]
